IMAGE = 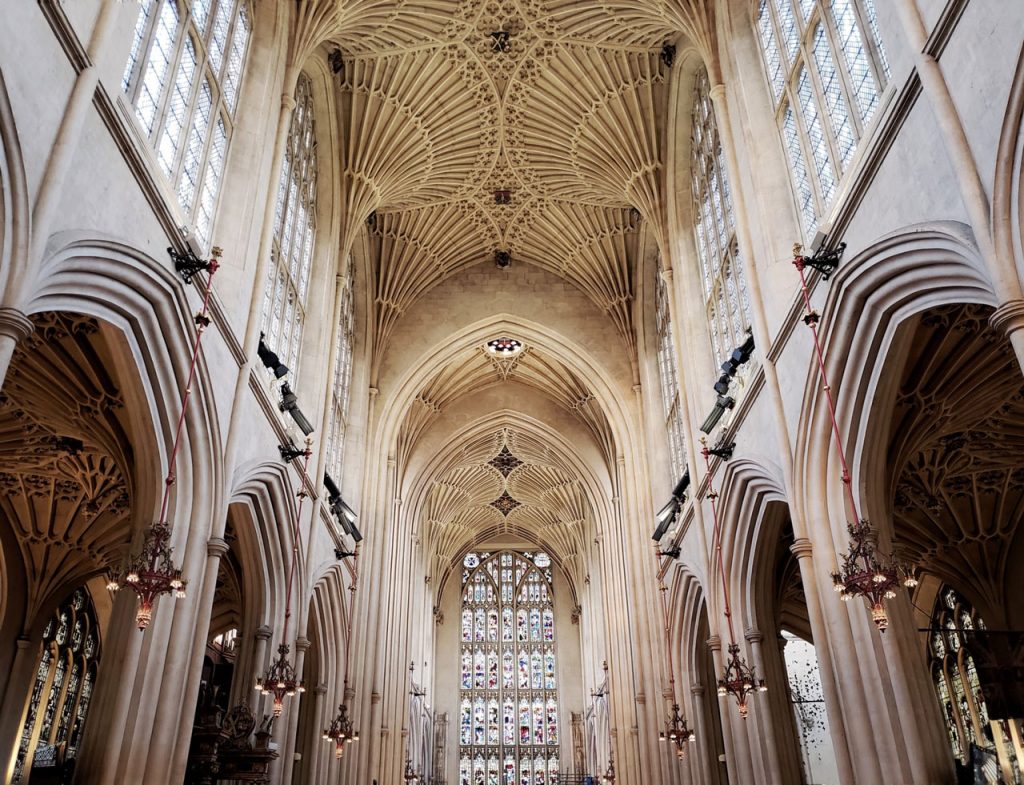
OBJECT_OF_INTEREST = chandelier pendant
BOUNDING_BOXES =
[107,248,221,630]
[659,702,696,758]
[792,244,918,633]
[256,643,305,716]
[323,702,359,759]
[106,522,186,629]
[831,520,918,631]
[717,643,767,718]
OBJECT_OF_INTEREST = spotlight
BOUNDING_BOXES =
[324,473,362,542]
[700,395,735,434]
[653,470,690,541]
[334,547,356,560]
[659,546,681,559]
[278,440,310,462]
[713,374,732,396]
[257,333,290,379]
[279,382,314,435]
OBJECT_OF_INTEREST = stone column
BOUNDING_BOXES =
[743,629,783,784]
[688,684,714,785]
[789,538,855,784]
[0,636,40,778]
[0,307,33,390]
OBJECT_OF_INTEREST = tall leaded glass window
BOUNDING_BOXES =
[756,0,888,235]
[122,0,252,247]
[260,74,318,378]
[459,551,560,785]
[325,261,356,482]
[781,631,839,784]
[690,66,752,370]
[929,587,1023,782]
[655,259,687,483]
[12,589,101,783]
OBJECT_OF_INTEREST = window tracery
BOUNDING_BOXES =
[756,0,888,235]
[260,74,318,379]
[690,66,752,370]
[122,0,251,247]
[929,586,1023,782]
[325,261,356,482]
[459,551,560,784]
[12,589,101,783]
[654,259,687,483]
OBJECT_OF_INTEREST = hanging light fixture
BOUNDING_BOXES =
[654,554,696,759]
[403,757,420,782]
[256,643,305,716]
[701,439,767,718]
[658,702,696,758]
[255,439,313,714]
[792,245,917,632]
[323,699,359,758]
[108,247,222,629]
[601,754,616,783]
[324,534,363,758]
[716,643,767,719]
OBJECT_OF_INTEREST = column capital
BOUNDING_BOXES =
[16,635,33,649]
[255,624,273,641]
[744,628,763,644]
[314,683,328,696]
[295,636,311,652]
[790,537,814,559]
[990,299,1024,336]
[708,83,727,102]
[0,308,33,342]
[280,93,297,112]
[207,536,230,558]
[690,683,705,697]
[706,634,721,651]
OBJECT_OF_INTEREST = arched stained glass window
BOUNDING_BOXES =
[654,259,687,483]
[459,552,560,784]
[260,74,318,380]
[12,589,101,783]
[325,260,356,482]
[756,0,888,236]
[122,0,252,247]
[690,66,752,370]
[929,586,1023,783]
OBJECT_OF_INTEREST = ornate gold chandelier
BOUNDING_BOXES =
[659,702,696,758]
[792,245,917,632]
[323,699,359,759]
[255,439,312,715]
[108,247,222,629]
[702,439,767,718]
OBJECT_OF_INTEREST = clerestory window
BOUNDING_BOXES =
[756,0,888,236]
[122,0,252,247]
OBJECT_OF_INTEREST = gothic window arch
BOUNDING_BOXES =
[755,0,888,235]
[655,259,687,483]
[929,586,1023,782]
[325,260,356,482]
[12,588,101,783]
[459,551,560,784]
[260,73,318,379]
[690,66,752,370]
[122,0,252,247]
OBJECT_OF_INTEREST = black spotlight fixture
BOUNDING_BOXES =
[279,382,314,435]
[653,470,690,542]
[257,333,290,379]
[700,395,736,434]
[720,331,755,377]
[334,547,356,560]
[278,440,309,463]
[659,545,682,559]
[794,238,847,280]
[167,245,220,286]
[324,473,363,543]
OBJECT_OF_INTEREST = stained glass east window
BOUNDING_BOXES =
[459,551,560,784]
